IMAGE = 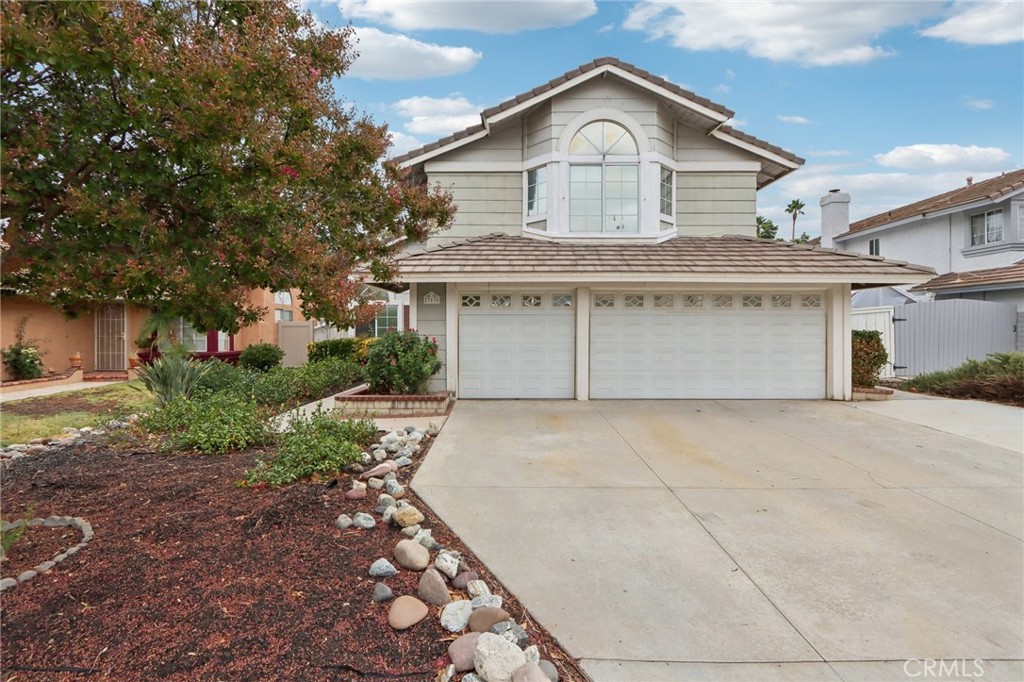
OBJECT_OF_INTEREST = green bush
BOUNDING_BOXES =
[365,330,441,395]
[243,410,372,486]
[137,353,211,406]
[307,338,359,363]
[903,352,1024,405]
[239,343,285,372]
[291,358,364,400]
[140,392,272,454]
[193,359,246,394]
[851,329,888,388]
[2,317,45,380]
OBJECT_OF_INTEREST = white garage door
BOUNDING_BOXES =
[459,291,576,399]
[590,292,826,399]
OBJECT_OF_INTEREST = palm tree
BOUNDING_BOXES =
[785,199,805,241]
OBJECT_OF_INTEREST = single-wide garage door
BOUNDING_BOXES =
[590,291,826,399]
[459,291,575,399]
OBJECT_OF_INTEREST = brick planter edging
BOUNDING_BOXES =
[1,368,83,393]
[335,391,452,418]
[0,516,94,591]
[852,386,894,401]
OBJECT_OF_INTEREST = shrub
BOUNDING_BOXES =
[903,352,1024,406]
[136,353,211,406]
[307,338,360,363]
[141,392,272,454]
[292,358,364,400]
[851,329,888,388]
[2,317,45,380]
[244,410,371,486]
[365,330,441,395]
[240,343,285,372]
[193,359,246,395]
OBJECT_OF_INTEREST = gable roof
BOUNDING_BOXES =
[393,57,804,188]
[837,169,1024,238]
[911,260,1024,293]
[391,233,933,288]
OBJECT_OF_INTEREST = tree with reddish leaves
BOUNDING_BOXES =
[1,0,453,332]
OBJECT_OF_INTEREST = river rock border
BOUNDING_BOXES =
[0,515,94,592]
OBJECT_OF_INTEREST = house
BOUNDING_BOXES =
[0,287,306,381]
[382,57,933,400]
[821,170,1024,349]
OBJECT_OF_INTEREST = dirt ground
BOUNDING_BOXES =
[0,435,586,681]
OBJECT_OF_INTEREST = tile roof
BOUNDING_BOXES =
[391,57,803,172]
[911,260,1024,292]
[839,169,1024,237]
[394,233,934,285]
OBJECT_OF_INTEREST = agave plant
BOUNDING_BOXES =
[136,353,212,407]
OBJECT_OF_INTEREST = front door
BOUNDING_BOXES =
[95,303,127,370]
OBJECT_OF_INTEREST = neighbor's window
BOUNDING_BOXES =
[568,121,639,233]
[356,304,400,337]
[970,209,1003,246]
[175,318,207,352]
[274,291,293,305]
[526,167,547,217]
[869,238,880,256]
[274,309,294,322]
[659,166,673,217]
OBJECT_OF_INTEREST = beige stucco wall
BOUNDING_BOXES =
[234,288,306,349]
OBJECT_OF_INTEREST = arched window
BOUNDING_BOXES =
[568,121,639,233]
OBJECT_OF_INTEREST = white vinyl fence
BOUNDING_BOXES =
[851,306,896,378]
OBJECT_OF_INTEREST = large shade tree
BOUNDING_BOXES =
[0,0,454,332]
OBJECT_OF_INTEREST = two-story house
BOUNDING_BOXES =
[820,170,1024,349]
[382,58,932,401]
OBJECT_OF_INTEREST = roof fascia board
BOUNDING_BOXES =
[394,272,933,285]
[397,128,489,170]
[710,130,801,169]
[927,281,1024,294]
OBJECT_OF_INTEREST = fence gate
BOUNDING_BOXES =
[95,303,127,371]
[852,306,896,378]
[892,299,1017,376]
[278,321,313,367]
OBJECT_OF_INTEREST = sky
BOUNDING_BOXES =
[302,0,1023,237]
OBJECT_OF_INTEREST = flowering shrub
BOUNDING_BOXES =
[365,329,441,395]
[2,317,45,380]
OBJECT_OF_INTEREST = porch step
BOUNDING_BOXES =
[83,371,129,382]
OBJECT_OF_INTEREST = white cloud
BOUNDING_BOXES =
[805,149,852,158]
[339,0,597,33]
[393,95,482,136]
[728,118,749,127]
[597,23,616,33]
[920,1,1024,45]
[873,143,1010,169]
[725,68,735,78]
[714,83,731,94]
[623,1,942,66]
[778,114,812,125]
[346,27,481,80]
[387,130,424,158]
[963,97,994,110]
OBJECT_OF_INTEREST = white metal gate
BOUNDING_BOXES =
[95,303,127,370]
[852,306,896,378]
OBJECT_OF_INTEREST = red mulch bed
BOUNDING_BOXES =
[1,526,79,577]
[0,435,586,681]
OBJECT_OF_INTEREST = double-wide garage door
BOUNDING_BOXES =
[458,290,826,399]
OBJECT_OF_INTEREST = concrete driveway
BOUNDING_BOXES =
[412,397,1024,681]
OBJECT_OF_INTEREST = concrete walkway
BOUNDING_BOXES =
[413,399,1024,681]
[0,381,122,403]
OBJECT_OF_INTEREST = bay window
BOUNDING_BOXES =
[527,167,547,217]
[568,121,639,233]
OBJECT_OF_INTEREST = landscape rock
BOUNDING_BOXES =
[393,505,425,528]
[335,514,353,530]
[434,551,461,579]
[360,463,392,480]
[342,462,364,474]
[463,676,483,682]
[17,570,37,583]
[400,524,421,538]
[377,493,397,509]
[447,632,481,672]
[415,528,442,551]
[344,488,366,500]
[436,663,456,682]
[373,449,387,462]
[367,477,385,490]
[471,595,503,610]
[523,646,539,665]
[0,578,18,591]
[368,558,398,578]
[473,632,526,682]
[382,506,397,524]
[452,571,479,590]
[352,512,376,529]
[538,660,559,682]
[469,607,511,633]
[384,471,398,483]
[490,620,529,648]
[512,663,549,682]
[439,599,474,632]
[26,445,47,456]
[388,595,428,630]
[417,568,451,606]
[467,580,491,598]
[385,480,405,496]
[372,582,393,602]
[394,539,430,571]
[385,460,399,472]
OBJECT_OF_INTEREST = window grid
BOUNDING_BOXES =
[682,294,705,309]
[490,294,511,308]
[461,294,481,308]
[771,294,792,309]
[712,294,734,309]
[869,238,880,256]
[654,294,674,309]
[659,166,673,216]
[970,209,1003,246]
[624,294,645,309]
[526,167,547,217]
[801,294,822,309]
[594,294,615,309]
[521,294,542,308]
[742,295,763,309]
[274,291,293,305]
[552,294,574,308]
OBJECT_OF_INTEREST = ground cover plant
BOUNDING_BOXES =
[901,352,1024,406]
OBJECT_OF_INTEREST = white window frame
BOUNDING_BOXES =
[525,166,548,223]
[659,165,674,218]
[970,209,1003,246]
[868,238,880,256]
[175,318,208,352]
[274,291,293,305]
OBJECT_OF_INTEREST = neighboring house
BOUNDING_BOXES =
[821,170,1024,349]
[312,288,410,342]
[381,57,932,400]
[1,287,305,380]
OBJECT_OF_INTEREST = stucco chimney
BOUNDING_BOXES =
[819,189,850,249]
[966,176,973,187]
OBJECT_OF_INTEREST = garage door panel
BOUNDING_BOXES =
[591,294,825,399]
[460,307,575,399]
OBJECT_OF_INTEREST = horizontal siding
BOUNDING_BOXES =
[526,101,553,159]
[441,124,522,163]
[677,172,757,237]
[414,283,447,392]
[551,78,666,153]
[427,172,522,240]
[676,123,750,162]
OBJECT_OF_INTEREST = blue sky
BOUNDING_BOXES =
[303,1,1023,236]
